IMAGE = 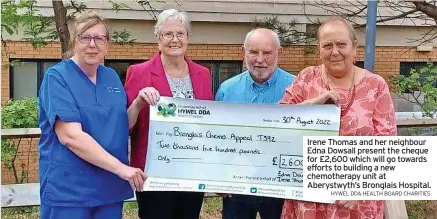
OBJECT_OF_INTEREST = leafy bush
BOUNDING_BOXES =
[1,97,38,184]
[390,61,437,118]
[2,97,38,128]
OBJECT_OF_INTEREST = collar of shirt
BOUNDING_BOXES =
[246,67,279,91]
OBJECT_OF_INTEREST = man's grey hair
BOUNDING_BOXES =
[243,28,281,49]
[154,9,191,37]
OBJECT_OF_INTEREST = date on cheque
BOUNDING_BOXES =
[282,116,330,126]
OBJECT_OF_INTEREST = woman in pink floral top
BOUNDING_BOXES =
[279,17,397,219]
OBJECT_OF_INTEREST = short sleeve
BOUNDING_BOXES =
[39,69,81,128]
[279,67,313,104]
[373,78,397,136]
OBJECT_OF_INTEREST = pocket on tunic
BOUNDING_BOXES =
[45,162,92,206]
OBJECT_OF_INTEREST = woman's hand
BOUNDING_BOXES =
[115,164,147,191]
[134,87,161,107]
[127,87,160,129]
[304,90,340,105]
[335,200,358,210]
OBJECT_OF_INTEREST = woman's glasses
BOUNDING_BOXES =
[78,35,107,45]
[161,31,187,40]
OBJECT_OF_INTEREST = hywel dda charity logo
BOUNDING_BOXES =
[157,103,177,117]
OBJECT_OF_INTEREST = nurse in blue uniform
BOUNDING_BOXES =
[37,11,146,219]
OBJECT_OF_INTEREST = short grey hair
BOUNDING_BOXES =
[154,9,191,37]
[243,28,281,49]
[317,16,358,45]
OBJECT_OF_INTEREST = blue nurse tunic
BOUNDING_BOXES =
[37,59,133,208]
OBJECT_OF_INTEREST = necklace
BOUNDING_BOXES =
[323,66,356,117]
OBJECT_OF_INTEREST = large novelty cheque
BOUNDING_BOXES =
[143,97,339,203]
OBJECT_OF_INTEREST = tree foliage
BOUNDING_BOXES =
[111,29,137,45]
[302,1,437,45]
[252,15,317,46]
[1,0,58,66]
[252,1,437,46]
[1,97,38,183]
[1,0,145,56]
[1,97,38,129]
[1,0,57,48]
[390,61,437,118]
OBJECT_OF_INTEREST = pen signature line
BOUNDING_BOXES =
[172,158,202,160]
[171,160,265,168]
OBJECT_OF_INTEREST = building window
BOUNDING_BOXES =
[399,61,437,88]
[105,60,243,93]
[105,59,145,85]
[400,61,437,76]
[10,59,242,99]
[9,59,147,99]
[197,61,243,94]
[10,59,60,99]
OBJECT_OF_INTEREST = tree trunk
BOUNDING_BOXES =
[413,1,437,20]
[52,0,70,57]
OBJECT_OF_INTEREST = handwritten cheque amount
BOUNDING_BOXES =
[143,97,340,202]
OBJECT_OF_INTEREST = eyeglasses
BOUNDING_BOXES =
[161,31,187,40]
[78,35,107,45]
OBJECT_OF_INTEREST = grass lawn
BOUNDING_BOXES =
[406,200,437,219]
[0,197,223,219]
[2,199,436,219]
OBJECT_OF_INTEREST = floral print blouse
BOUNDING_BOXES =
[279,65,397,219]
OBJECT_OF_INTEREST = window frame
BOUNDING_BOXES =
[355,61,364,69]
[196,60,243,94]
[9,58,146,99]
[9,58,61,99]
[399,61,437,76]
[104,59,146,85]
[103,59,145,67]
[9,58,244,99]
[399,61,437,89]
